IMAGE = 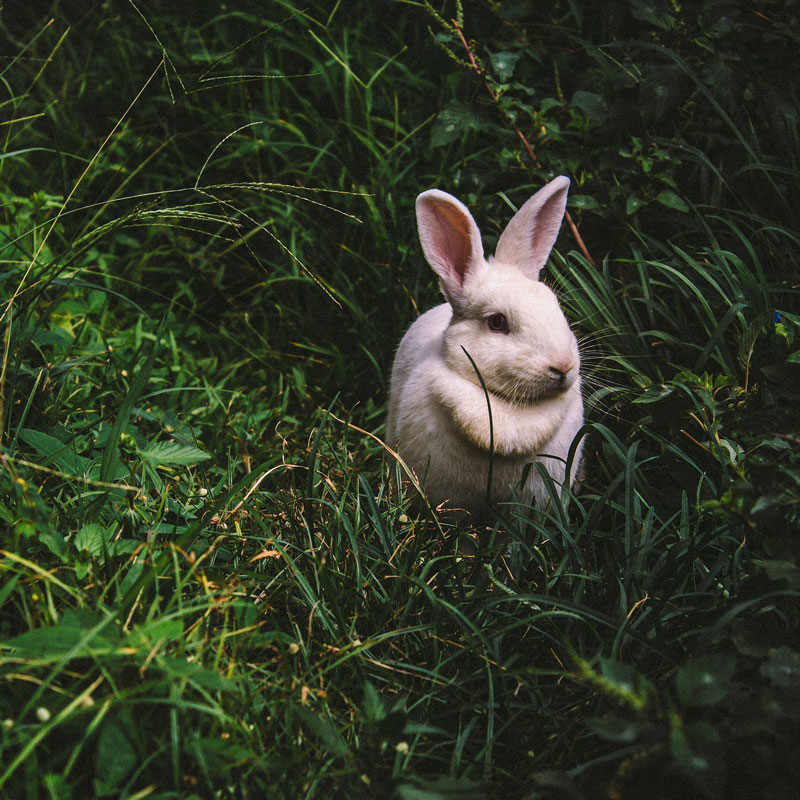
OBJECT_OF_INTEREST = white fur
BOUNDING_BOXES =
[386,177,584,516]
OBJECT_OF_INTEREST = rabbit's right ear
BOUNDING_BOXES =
[494,176,569,281]
[416,189,485,308]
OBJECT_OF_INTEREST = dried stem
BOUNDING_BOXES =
[452,20,596,266]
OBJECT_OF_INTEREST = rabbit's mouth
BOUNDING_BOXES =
[487,382,552,406]
[487,370,576,405]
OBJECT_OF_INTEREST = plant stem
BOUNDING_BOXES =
[452,20,596,266]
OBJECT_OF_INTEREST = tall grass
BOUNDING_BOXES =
[1,1,798,798]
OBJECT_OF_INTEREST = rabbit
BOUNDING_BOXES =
[385,176,584,517]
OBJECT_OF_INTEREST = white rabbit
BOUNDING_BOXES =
[385,177,583,517]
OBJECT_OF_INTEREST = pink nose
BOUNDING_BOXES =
[548,361,576,390]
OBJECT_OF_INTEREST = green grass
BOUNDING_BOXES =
[1,1,799,798]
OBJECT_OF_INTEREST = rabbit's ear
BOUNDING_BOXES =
[416,189,485,305]
[494,176,570,280]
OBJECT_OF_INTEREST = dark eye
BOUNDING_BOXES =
[487,313,509,334]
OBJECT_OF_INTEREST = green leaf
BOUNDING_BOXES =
[489,50,519,82]
[430,100,486,147]
[762,559,800,586]
[39,531,69,561]
[671,721,725,797]
[186,736,256,775]
[4,626,86,656]
[42,773,71,800]
[539,96,562,112]
[138,440,211,466]
[676,653,736,708]
[5,612,117,657]
[655,190,689,213]
[74,522,111,557]
[362,681,385,725]
[568,194,600,210]
[18,428,93,475]
[626,194,645,215]
[632,384,673,403]
[588,715,648,743]
[571,90,608,121]
[156,656,239,691]
[397,776,485,800]
[760,647,800,690]
[135,617,185,645]
[630,0,676,29]
[599,658,636,691]
[98,312,166,487]
[97,715,138,791]
[292,705,351,759]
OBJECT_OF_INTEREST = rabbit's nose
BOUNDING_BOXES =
[548,362,575,390]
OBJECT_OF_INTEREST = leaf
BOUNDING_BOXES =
[187,736,256,774]
[292,705,351,759]
[571,90,608,121]
[119,560,145,596]
[73,523,137,560]
[588,715,649,743]
[99,313,166,486]
[362,681,385,725]
[489,50,519,82]
[5,626,87,656]
[138,440,211,466]
[158,656,239,691]
[397,776,486,800]
[135,617,185,645]
[18,428,93,475]
[39,531,69,561]
[539,96,562,112]
[632,384,673,403]
[499,1,534,20]
[97,714,138,791]
[655,190,689,213]
[599,658,636,691]
[74,522,111,557]
[676,653,736,708]
[569,194,601,210]
[670,721,726,797]
[626,194,645,215]
[762,559,800,586]
[5,611,117,657]
[42,774,70,800]
[760,647,800,690]
[430,100,485,147]
[630,0,676,29]
[51,276,147,315]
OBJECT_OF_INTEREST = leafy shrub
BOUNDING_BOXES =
[0,1,798,798]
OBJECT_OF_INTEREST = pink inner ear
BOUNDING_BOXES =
[425,199,475,286]
[493,176,569,280]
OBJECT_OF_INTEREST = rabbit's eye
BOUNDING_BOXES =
[487,313,509,334]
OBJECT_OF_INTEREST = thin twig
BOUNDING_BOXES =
[452,20,596,266]
[0,304,11,447]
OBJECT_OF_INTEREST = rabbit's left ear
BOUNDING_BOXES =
[494,176,570,280]
[416,189,485,310]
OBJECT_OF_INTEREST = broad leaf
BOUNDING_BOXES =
[676,653,736,708]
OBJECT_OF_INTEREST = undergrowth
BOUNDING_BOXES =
[1,1,798,798]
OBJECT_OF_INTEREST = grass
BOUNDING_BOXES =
[1,1,799,798]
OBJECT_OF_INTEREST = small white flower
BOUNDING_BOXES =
[36,707,51,722]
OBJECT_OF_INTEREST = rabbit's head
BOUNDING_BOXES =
[415,178,578,404]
